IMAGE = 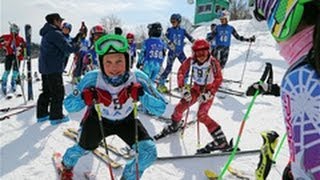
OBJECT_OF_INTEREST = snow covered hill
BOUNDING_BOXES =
[0,19,289,180]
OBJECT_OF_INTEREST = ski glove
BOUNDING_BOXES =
[167,41,176,51]
[81,87,112,106]
[248,36,256,43]
[117,82,144,105]
[198,91,212,103]
[182,87,192,102]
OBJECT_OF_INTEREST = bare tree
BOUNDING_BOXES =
[229,0,252,20]
[100,14,122,33]
[134,25,148,49]
[180,16,195,34]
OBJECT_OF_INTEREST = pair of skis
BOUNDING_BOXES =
[0,104,36,121]
[63,128,133,167]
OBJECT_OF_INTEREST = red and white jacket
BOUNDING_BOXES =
[0,33,26,60]
[177,55,222,95]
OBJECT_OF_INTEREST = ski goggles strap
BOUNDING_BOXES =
[95,34,129,56]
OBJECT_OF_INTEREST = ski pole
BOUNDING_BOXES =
[133,101,140,180]
[218,86,260,179]
[180,68,194,138]
[239,42,252,88]
[94,103,115,180]
[272,133,287,163]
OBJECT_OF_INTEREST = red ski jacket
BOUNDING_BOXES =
[0,33,26,60]
[177,55,222,95]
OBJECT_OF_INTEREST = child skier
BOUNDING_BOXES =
[214,10,255,69]
[157,13,195,93]
[137,22,166,82]
[206,23,217,56]
[253,1,320,179]
[72,22,89,84]
[0,23,25,95]
[159,39,230,154]
[126,32,137,68]
[81,24,107,72]
[61,34,166,179]
[62,22,73,71]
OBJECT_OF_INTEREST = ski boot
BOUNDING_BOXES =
[255,130,279,180]
[157,84,168,93]
[196,127,230,154]
[11,80,16,93]
[60,163,73,180]
[1,82,7,95]
[154,120,182,140]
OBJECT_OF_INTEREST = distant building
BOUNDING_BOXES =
[194,0,229,25]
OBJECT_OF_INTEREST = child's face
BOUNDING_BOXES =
[127,38,133,44]
[195,49,209,63]
[62,28,70,35]
[171,20,179,27]
[93,33,103,42]
[102,53,126,77]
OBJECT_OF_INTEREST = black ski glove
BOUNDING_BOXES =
[248,36,256,42]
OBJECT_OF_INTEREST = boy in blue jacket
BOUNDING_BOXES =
[137,22,166,82]
[60,34,166,180]
[157,13,194,93]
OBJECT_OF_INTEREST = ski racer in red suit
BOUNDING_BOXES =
[163,39,230,153]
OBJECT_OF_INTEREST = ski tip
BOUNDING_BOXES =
[204,169,219,179]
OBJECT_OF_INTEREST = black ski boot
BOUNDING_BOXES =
[196,127,230,154]
[154,120,182,140]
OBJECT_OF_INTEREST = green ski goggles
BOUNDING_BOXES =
[95,34,129,55]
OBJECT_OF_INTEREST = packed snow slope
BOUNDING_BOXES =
[0,19,289,180]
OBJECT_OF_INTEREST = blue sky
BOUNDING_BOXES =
[1,0,195,43]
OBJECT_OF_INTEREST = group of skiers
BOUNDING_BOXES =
[1,0,319,179]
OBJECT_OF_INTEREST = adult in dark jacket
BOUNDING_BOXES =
[37,13,79,125]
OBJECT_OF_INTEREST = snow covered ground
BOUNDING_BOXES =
[0,19,290,180]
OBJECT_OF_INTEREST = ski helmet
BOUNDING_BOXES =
[253,0,316,41]
[147,22,162,37]
[62,22,72,31]
[192,39,210,52]
[114,27,123,35]
[10,23,20,34]
[170,13,182,23]
[126,33,134,39]
[90,25,106,36]
[219,10,230,21]
[95,34,130,74]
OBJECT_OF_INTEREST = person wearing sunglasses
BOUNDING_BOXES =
[252,1,320,179]
[157,13,195,93]
[214,10,256,69]
[60,34,166,179]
